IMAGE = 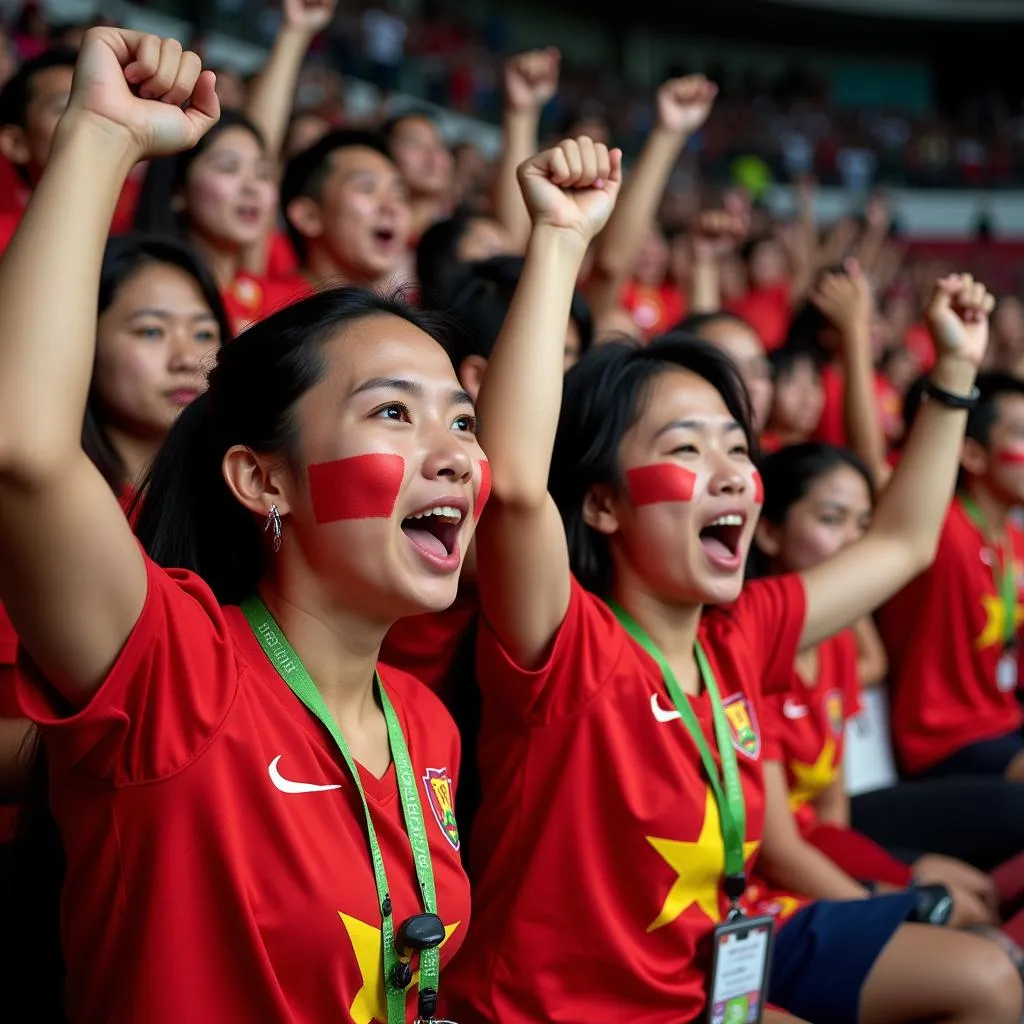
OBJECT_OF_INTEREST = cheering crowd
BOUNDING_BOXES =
[3,3,1024,1023]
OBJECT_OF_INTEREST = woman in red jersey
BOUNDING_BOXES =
[0,233,229,844]
[85,234,230,497]
[750,442,1005,926]
[445,137,1019,1024]
[0,30,481,1023]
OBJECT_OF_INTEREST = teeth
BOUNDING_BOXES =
[709,514,743,527]
[409,506,463,522]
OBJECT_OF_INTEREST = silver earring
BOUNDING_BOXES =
[264,504,282,553]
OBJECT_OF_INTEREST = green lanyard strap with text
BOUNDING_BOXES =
[611,602,748,901]
[960,495,1019,649]
[242,596,439,1024]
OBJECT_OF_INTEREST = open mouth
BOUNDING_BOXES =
[698,513,745,561]
[373,227,397,246]
[401,504,464,560]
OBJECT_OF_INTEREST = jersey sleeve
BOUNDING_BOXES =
[476,575,625,724]
[732,574,808,697]
[15,553,238,785]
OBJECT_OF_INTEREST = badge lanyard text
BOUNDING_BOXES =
[242,596,440,1023]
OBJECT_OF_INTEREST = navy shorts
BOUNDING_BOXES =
[917,730,1024,780]
[767,891,917,1024]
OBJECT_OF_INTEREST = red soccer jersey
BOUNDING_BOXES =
[621,280,687,338]
[814,365,904,450]
[726,283,791,352]
[878,499,1024,775]
[445,573,807,1023]
[380,590,478,700]
[762,630,860,834]
[221,273,314,335]
[15,555,470,1023]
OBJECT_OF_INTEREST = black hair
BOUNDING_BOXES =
[551,334,755,597]
[432,255,593,370]
[903,371,1024,452]
[415,209,488,303]
[380,107,438,148]
[769,344,823,382]
[280,129,394,261]
[676,310,757,338]
[132,111,266,239]
[132,286,452,604]
[749,442,875,578]
[83,234,231,493]
[0,46,76,129]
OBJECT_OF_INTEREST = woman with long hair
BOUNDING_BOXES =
[0,29,483,1022]
[445,137,1019,1023]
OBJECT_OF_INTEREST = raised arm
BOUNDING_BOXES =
[475,138,621,668]
[0,29,219,702]
[798,275,993,649]
[810,259,888,485]
[491,48,560,252]
[245,0,337,161]
[585,76,716,321]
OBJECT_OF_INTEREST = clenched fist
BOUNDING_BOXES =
[65,27,219,161]
[517,136,622,245]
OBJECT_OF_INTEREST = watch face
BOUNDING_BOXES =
[930,895,954,925]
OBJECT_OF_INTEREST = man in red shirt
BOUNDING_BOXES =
[0,46,140,252]
[277,129,413,301]
[879,373,1024,780]
[0,48,76,249]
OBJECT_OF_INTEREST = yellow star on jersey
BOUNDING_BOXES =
[646,787,759,933]
[787,736,837,812]
[339,912,460,1024]
[976,593,1024,651]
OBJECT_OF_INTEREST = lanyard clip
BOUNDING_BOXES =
[417,989,438,1019]
[723,873,746,905]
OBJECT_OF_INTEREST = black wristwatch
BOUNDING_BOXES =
[924,380,980,410]
[908,883,955,926]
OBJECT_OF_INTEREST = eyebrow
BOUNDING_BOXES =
[128,309,217,321]
[352,376,474,408]
[654,418,745,440]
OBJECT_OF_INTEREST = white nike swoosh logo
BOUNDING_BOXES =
[268,755,343,794]
[651,694,682,723]
[783,699,810,720]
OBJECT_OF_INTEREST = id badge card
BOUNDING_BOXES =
[706,914,774,1024]
[997,650,1018,693]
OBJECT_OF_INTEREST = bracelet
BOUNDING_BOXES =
[924,380,980,410]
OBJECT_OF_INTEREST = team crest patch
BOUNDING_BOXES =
[721,694,761,759]
[825,689,844,736]
[422,767,460,851]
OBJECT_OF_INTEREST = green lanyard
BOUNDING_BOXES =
[960,495,1019,649]
[242,596,440,1023]
[611,602,749,908]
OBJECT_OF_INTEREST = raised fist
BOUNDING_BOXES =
[924,274,995,368]
[67,28,219,161]
[517,136,622,245]
[283,0,339,34]
[504,48,560,114]
[810,258,872,339]
[655,75,718,136]
[692,207,746,261]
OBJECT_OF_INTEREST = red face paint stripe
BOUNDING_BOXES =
[308,454,405,523]
[996,451,1024,465]
[752,469,764,505]
[474,459,492,522]
[626,464,696,506]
